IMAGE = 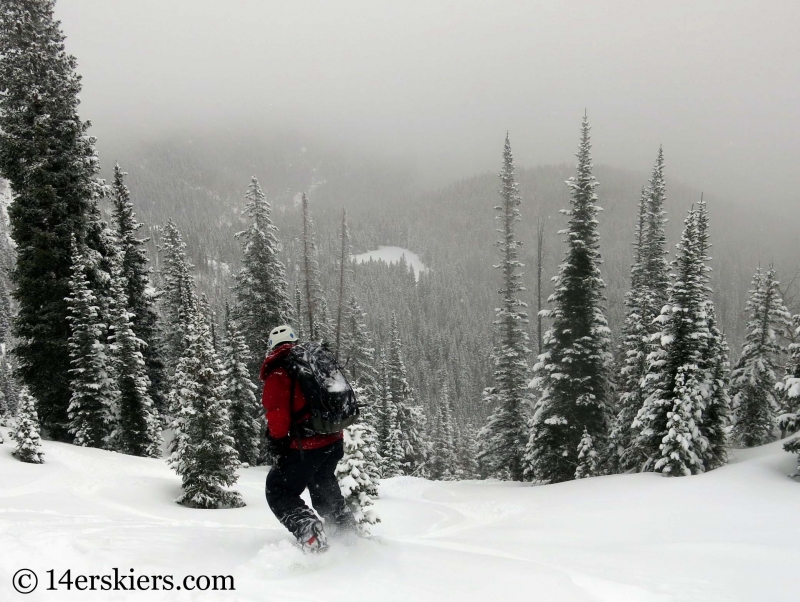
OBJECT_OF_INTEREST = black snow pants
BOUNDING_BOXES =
[265,439,352,540]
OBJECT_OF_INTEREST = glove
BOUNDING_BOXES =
[266,435,291,458]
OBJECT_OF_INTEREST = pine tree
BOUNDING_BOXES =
[526,116,613,484]
[611,187,650,471]
[0,355,19,418]
[168,316,244,509]
[232,177,292,371]
[341,293,382,470]
[730,266,791,447]
[777,315,800,437]
[110,164,166,414]
[376,348,402,477]
[336,422,380,535]
[221,306,261,467]
[476,134,532,481]
[633,207,710,475]
[66,239,114,449]
[299,193,331,342]
[386,313,427,475]
[0,0,107,439]
[334,208,351,361]
[158,220,198,376]
[574,427,598,479]
[430,379,457,480]
[612,150,672,472]
[13,387,44,464]
[458,423,480,479]
[694,200,731,469]
[107,252,162,458]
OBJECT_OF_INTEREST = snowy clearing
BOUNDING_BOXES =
[351,246,428,279]
[0,429,797,601]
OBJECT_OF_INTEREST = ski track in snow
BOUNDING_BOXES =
[0,427,797,601]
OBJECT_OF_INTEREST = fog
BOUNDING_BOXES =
[55,0,800,206]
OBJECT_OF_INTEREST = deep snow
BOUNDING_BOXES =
[0,427,797,601]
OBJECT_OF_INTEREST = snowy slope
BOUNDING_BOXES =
[0,429,797,601]
[352,246,428,278]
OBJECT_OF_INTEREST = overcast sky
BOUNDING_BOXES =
[55,0,800,206]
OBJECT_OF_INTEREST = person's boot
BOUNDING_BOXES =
[297,518,328,554]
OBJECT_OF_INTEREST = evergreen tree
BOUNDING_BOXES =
[633,207,710,475]
[0,0,107,439]
[574,427,598,479]
[477,133,532,481]
[334,209,351,361]
[458,423,480,479]
[612,150,672,471]
[158,220,197,376]
[777,315,800,437]
[341,293,382,470]
[299,193,331,342]
[694,200,731,469]
[0,355,19,418]
[336,422,380,535]
[232,177,291,371]
[430,379,457,480]
[168,317,244,509]
[730,266,791,447]
[107,252,162,458]
[376,348,402,477]
[526,116,613,484]
[13,387,44,464]
[66,239,114,449]
[221,306,261,467]
[386,313,427,475]
[611,187,650,471]
[110,164,166,414]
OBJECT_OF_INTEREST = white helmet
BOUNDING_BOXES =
[268,324,298,351]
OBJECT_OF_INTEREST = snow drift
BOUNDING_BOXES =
[0,427,796,601]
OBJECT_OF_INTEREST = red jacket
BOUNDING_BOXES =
[260,343,343,451]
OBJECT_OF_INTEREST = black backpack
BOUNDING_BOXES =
[277,342,359,435]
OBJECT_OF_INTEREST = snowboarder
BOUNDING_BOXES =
[260,325,357,553]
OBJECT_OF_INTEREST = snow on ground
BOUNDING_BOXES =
[351,246,428,279]
[0,428,797,601]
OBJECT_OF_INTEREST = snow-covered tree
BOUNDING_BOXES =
[336,422,380,535]
[340,293,382,471]
[0,355,19,418]
[612,149,671,473]
[574,427,599,479]
[429,379,457,480]
[232,177,292,372]
[386,313,427,475]
[633,206,711,475]
[158,220,198,376]
[299,193,331,342]
[777,315,800,437]
[526,116,613,484]
[376,348,402,477]
[458,423,480,479]
[13,387,44,464]
[334,208,351,361]
[168,316,244,509]
[694,200,731,470]
[730,266,791,447]
[110,164,166,414]
[0,0,107,439]
[221,306,261,467]
[477,134,532,481]
[106,252,162,458]
[66,239,114,449]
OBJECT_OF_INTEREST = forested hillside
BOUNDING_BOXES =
[103,131,800,427]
